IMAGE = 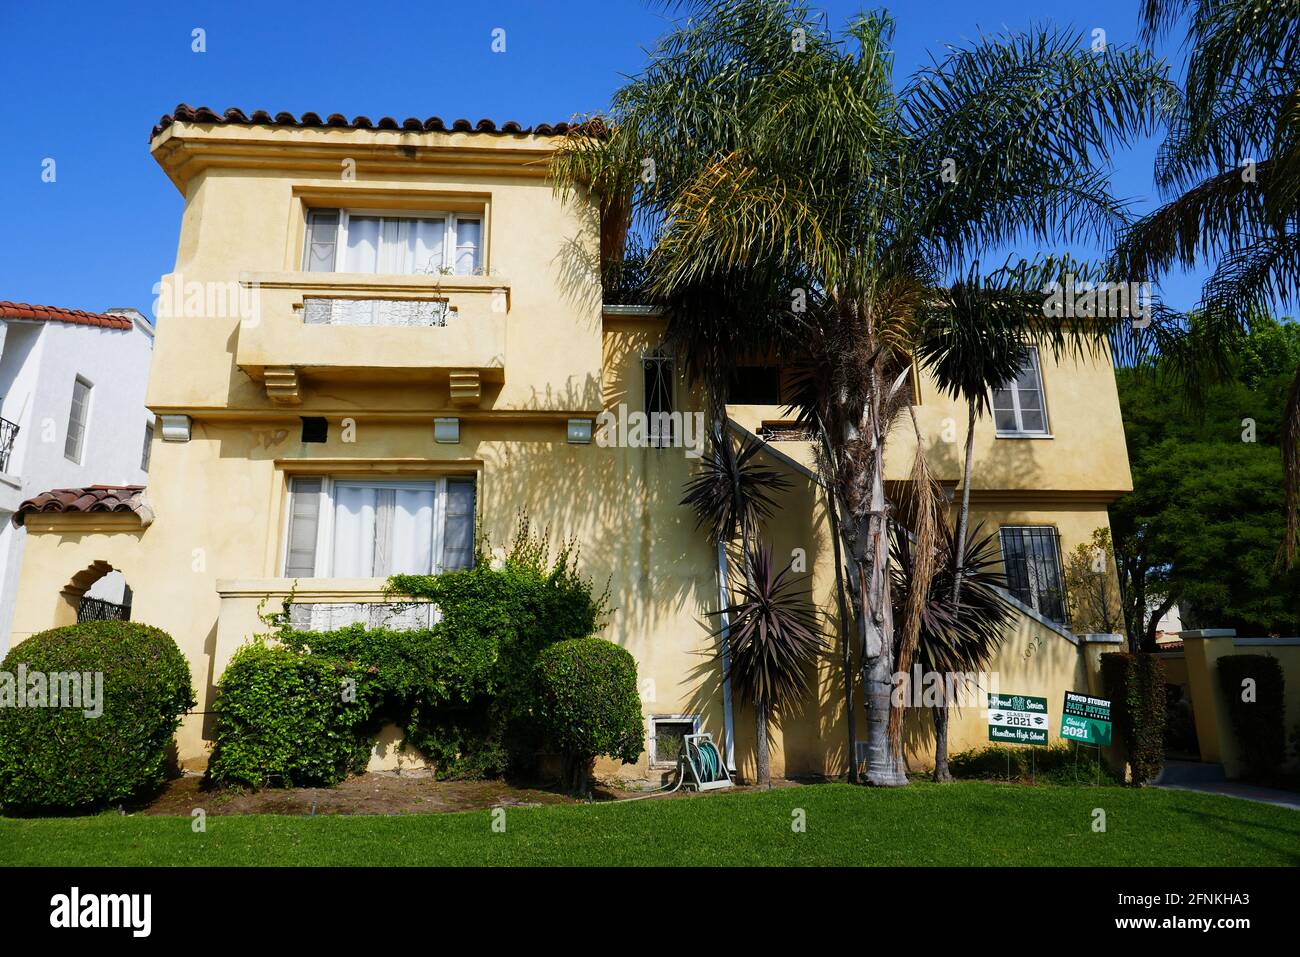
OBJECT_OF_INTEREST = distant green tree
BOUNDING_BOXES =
[1111,333,1300,640]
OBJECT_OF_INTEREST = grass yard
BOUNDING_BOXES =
[2,781,1296,867]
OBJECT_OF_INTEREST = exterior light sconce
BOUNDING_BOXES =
[434,418,461,444]
[567,418,593,444]
[160,415,192,443]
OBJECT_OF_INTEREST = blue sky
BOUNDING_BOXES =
[0,0,1206,316]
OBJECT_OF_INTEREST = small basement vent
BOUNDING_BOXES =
[650,715,699,767]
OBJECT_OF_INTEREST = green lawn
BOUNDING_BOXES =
[2,782,1296,866]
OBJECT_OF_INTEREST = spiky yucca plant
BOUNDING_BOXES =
[892,522,1014,781]
[715,544,824,787]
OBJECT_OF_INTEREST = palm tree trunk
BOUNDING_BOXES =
[861,433,907,787]
[934,398,976,783]
[820,425,858,782]
[755,697,771,787]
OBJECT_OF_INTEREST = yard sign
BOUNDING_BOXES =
[1060,691,1112,746]
[987,693,1049,745]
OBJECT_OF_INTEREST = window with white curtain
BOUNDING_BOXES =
[283,476,476,578]
[991,347,1050,435]
[303,208,482,276]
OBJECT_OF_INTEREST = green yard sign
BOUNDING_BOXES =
[987,693,1049,745]
[1060,691,1112,746]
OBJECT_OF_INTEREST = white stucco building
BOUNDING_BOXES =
[0,302,155,651]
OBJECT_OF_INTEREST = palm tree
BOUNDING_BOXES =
[913,265,1036,778]
[1117,1,1300,565]
[553,0,1173,785]
[682,429,791,778]
[713,543,824,787]
[892,521,1015,781]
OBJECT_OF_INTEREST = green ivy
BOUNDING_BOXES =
[210,515,612,786]
[1101,652,1168,785]
[1217,655,1286,782]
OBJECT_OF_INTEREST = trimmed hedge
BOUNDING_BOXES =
[209,518,611,787]
[1101,652,1167,785]
[0,621,195,810]
[207,642,379,788]
[1217,655,1286,782]
[535,637,644,792]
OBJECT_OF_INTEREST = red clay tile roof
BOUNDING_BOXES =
[13,486,152,527]
[0,302,133,330]
[151,104,603,142]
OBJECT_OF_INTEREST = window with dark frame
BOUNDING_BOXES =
[998,526,1068,624]
[643,351,674,448]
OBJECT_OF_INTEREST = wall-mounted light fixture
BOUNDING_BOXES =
[567,418,593,444]
[160,414,192,443]
[434,417,461,444]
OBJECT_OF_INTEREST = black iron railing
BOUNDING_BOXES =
[999,526,1068,625]
[77,596,132,623]
[0,416,17,473]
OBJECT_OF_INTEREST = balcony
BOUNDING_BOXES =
[233,272,509,406]
[0,415,18,473]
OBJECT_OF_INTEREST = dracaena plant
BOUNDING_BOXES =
[553,0,1173,784]
[892,521,1015,781]
[714,543,824,787]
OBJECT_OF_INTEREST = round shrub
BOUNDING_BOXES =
[207,641,379,789]
[535,637,644,792]
[0,621,196,810]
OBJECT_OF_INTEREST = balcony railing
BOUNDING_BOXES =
[231,272,509,389]
[303,297,450,328]
[0,416,18,473]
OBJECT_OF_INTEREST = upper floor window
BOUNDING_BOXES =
[999,525,1067,624]
[644,350,675,448]
[992,347,1049,435]
[303,209,482,277]
[141,421,154,473]
[64,376,92,464]
[727,365,782,405]
[283,475,476,578]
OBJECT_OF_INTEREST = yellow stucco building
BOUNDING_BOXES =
[10,106,1136,780]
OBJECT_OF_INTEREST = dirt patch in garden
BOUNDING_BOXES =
[136,773,581,817]
[130,771,790,817]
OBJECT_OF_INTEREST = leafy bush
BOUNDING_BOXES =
[1101,652,1167,785]
[210,514,611,785]
[208,642,378,788]
[535,637,644,792]
[948,743,1120,785]
[1217,655,1286,782]
[0,621,195,810]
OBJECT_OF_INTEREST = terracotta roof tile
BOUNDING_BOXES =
[13,486,152,527]
[0,302,133,330]
[151,103,603,142]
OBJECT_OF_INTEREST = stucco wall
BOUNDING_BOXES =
[9,123,1130,777]
[0,316,154,651]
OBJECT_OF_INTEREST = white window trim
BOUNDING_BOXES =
[649,714,701,768]
[64,375,94,464]
[305,208,484,276]
[992,346,1052,438]
[282,476,466,579]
